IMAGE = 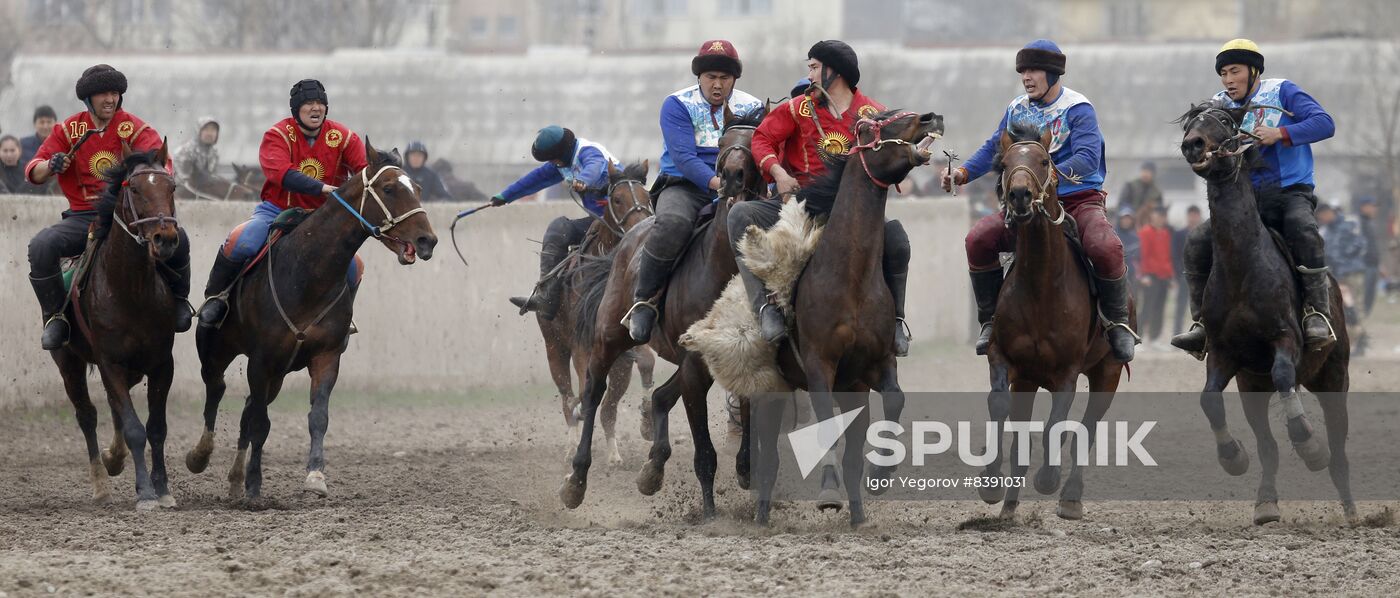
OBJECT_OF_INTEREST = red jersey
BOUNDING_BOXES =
[752,90,886,186]
[25,109,165,212]
[259,117,367,210]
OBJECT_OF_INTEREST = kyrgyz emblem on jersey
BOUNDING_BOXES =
[325,129,343,148]
[857,105,879,119]
[117,121,135,139]
[817,130,853,160]
[89,151,118,177]
[298,158,325,181]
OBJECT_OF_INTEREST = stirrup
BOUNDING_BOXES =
[196,293,231,330]
[1103,320,1142,343]
[895,317,913,341]
[1301,306,1336,342]
[41,313,71,349]
[620,299,658,326]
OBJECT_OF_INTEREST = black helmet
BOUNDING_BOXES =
[289,79,329,128]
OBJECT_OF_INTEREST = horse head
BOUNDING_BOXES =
[850,109,945,189]
[603,160,654,234]
[996,119,1062,226]
[717,107,766,200]
[105,139,180,262]
[346,139,439,264]
[1178,99,1255,180]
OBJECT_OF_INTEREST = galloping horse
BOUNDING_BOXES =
[50,143,184,509]
[532,162,658,465]
[1178,101,1352,524]
[186,142,438,500]
[978,120,1131,521]
[748,110,944,527]
[562,109,768,519]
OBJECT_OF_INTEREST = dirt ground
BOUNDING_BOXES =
[4,315,1400,596]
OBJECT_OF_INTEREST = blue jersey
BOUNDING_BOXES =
[1213,78,1334,190]
[963,86,1106,196]
[657,84,763,192]
[499,138,618,216]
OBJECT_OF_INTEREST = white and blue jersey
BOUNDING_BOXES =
[499,138,619,217]
[1212,78,1334,190]
[657,84,763,192]
[963,87,1106,196]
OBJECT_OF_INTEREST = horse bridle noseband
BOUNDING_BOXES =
[570,178,654,238]
[1189,107,1258,172]
[715,125,772,201]
[330,164,428,250]
[849,112,937,190]
[999,141,1064,227]
[115,165,180,246]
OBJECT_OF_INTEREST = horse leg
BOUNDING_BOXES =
[99,365,157,509]
[677,354,719,521]
[560,337,627,509]
[866,358,904,493]
[54,350,108,503]
[1034,380,1078,496]
[228,395,253,499]
[752,393,786,526]
[1238,377,1282,525]
[601,350,634,468]
[187,330,237,473]
[1316,389,1355,521]
[1201,354,1248,476]
[735,392,752,490]
[800,351,843,512]
[1272,345,1329,471]
[240,363,286,500]
[636,370,683,496]
[978,356,1012,504]
[837,390,872,528]
[543,327,576,428]
[101,396,128,477]
[145,359,177,508]
[999,379,1038,520]
[304,352,340,497]
[636,347,657,442]
[1059,362,1122,520]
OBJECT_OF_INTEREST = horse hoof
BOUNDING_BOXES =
[1034,466,1062,495]
[157,494,178,509]
[101,449,126,477]
[1343,503,1359,524]
[135,499,159,511]
[1217,440,1250,476]
[978,478,1007,504]
[1253,501,1282,525]
[998,501,1019,520]
[185,450,211,474]
[1057,500,1084,520]
[607,450,625,470]
[559,474,586,509]
[228,481,245,500]
[1287,417,1330,471]
[92,490,112,504]
[849,510,868,529]
[636,461,664,496]
[816,488,844,512]
[304,471,328,497]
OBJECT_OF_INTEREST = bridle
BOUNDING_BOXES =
[329,164,427,249]
[114,165,180,247]
[999,141,1064,227]
[1188,106,1257,173]
[848,112,935,190]
[715,125,771,201]
[571,177,654,238]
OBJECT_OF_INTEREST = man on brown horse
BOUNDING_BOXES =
[197,79,369,328]
[625,39,764,343]
[942,40,1138,362]
[1171,39,1338,356]
[731,39,913,355]
[497,126,621,320]
[26,64,192,350]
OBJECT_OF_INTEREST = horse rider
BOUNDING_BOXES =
[942,39,1138,362]
[624,39,764,342]
[1171,39,1338,355]
[25,64,192,350]
[197,79,369,328]
[497,125,621,320]
[731,39,913,355]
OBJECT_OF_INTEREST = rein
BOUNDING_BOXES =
[848,112,934,191]
[329,164,427,249]
[999,141,1064,227]
[569,178,653,238]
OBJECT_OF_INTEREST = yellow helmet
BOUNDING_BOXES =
[1216,38,1264,74]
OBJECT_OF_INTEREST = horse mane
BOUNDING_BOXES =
[725,106,767,131]
[1175,98,1239,130]
[611,161,649,185]
[96,150,161,237]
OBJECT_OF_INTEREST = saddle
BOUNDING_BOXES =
[238,208,312,279]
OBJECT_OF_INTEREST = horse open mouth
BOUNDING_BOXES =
[398,241,418,265]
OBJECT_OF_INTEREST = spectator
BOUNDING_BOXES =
[1119,161,1163,214]
[1172,205,1203,335]
[1116,206,1141,297]
[174,116,221,188]
[1357,197,1382,316]
[1,135,28,193]
[1137,206,1174,348]
[1318,203,1369,345]
[432,157,487,201]
[403,140,454,201]
[20,105,58,166]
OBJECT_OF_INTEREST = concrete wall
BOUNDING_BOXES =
[0,195,969,408]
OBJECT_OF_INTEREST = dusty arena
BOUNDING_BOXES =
[3,197,1399,594]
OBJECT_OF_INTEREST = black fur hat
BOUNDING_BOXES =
[75,64,127,101]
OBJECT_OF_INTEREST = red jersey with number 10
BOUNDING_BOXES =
[259,117,367,210]
[24,109,165,212]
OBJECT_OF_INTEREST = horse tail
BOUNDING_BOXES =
[572,252,615,346]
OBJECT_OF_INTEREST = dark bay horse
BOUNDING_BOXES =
[231,163,267,192]
[532,162,658,465]
[978,121,1131,522]
[561,110,768,519]
[747,110,944,527]
[1178,101,1352,525]
[176,171,256,201]
[186,142,438,501]
[50,143,183,509]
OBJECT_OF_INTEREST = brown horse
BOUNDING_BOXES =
[531,162,659,465]
[978,120,1131,522]
[561,109,768,519]
[231,163,266,192]
[175,171,256,201]
[186,141,438,501]
[50,143,183,509]
[1178,101,1351,525]
[746,110,944,527]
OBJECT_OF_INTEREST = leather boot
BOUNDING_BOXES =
[970,269,1003,355]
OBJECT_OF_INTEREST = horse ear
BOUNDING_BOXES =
[120,140,133,160]
[155,137,169,167]
[998,128,1013,154]
[391,148,401,164]
[1038,127,1052,150]
[364,137,379,165]
[607,162,620,179]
